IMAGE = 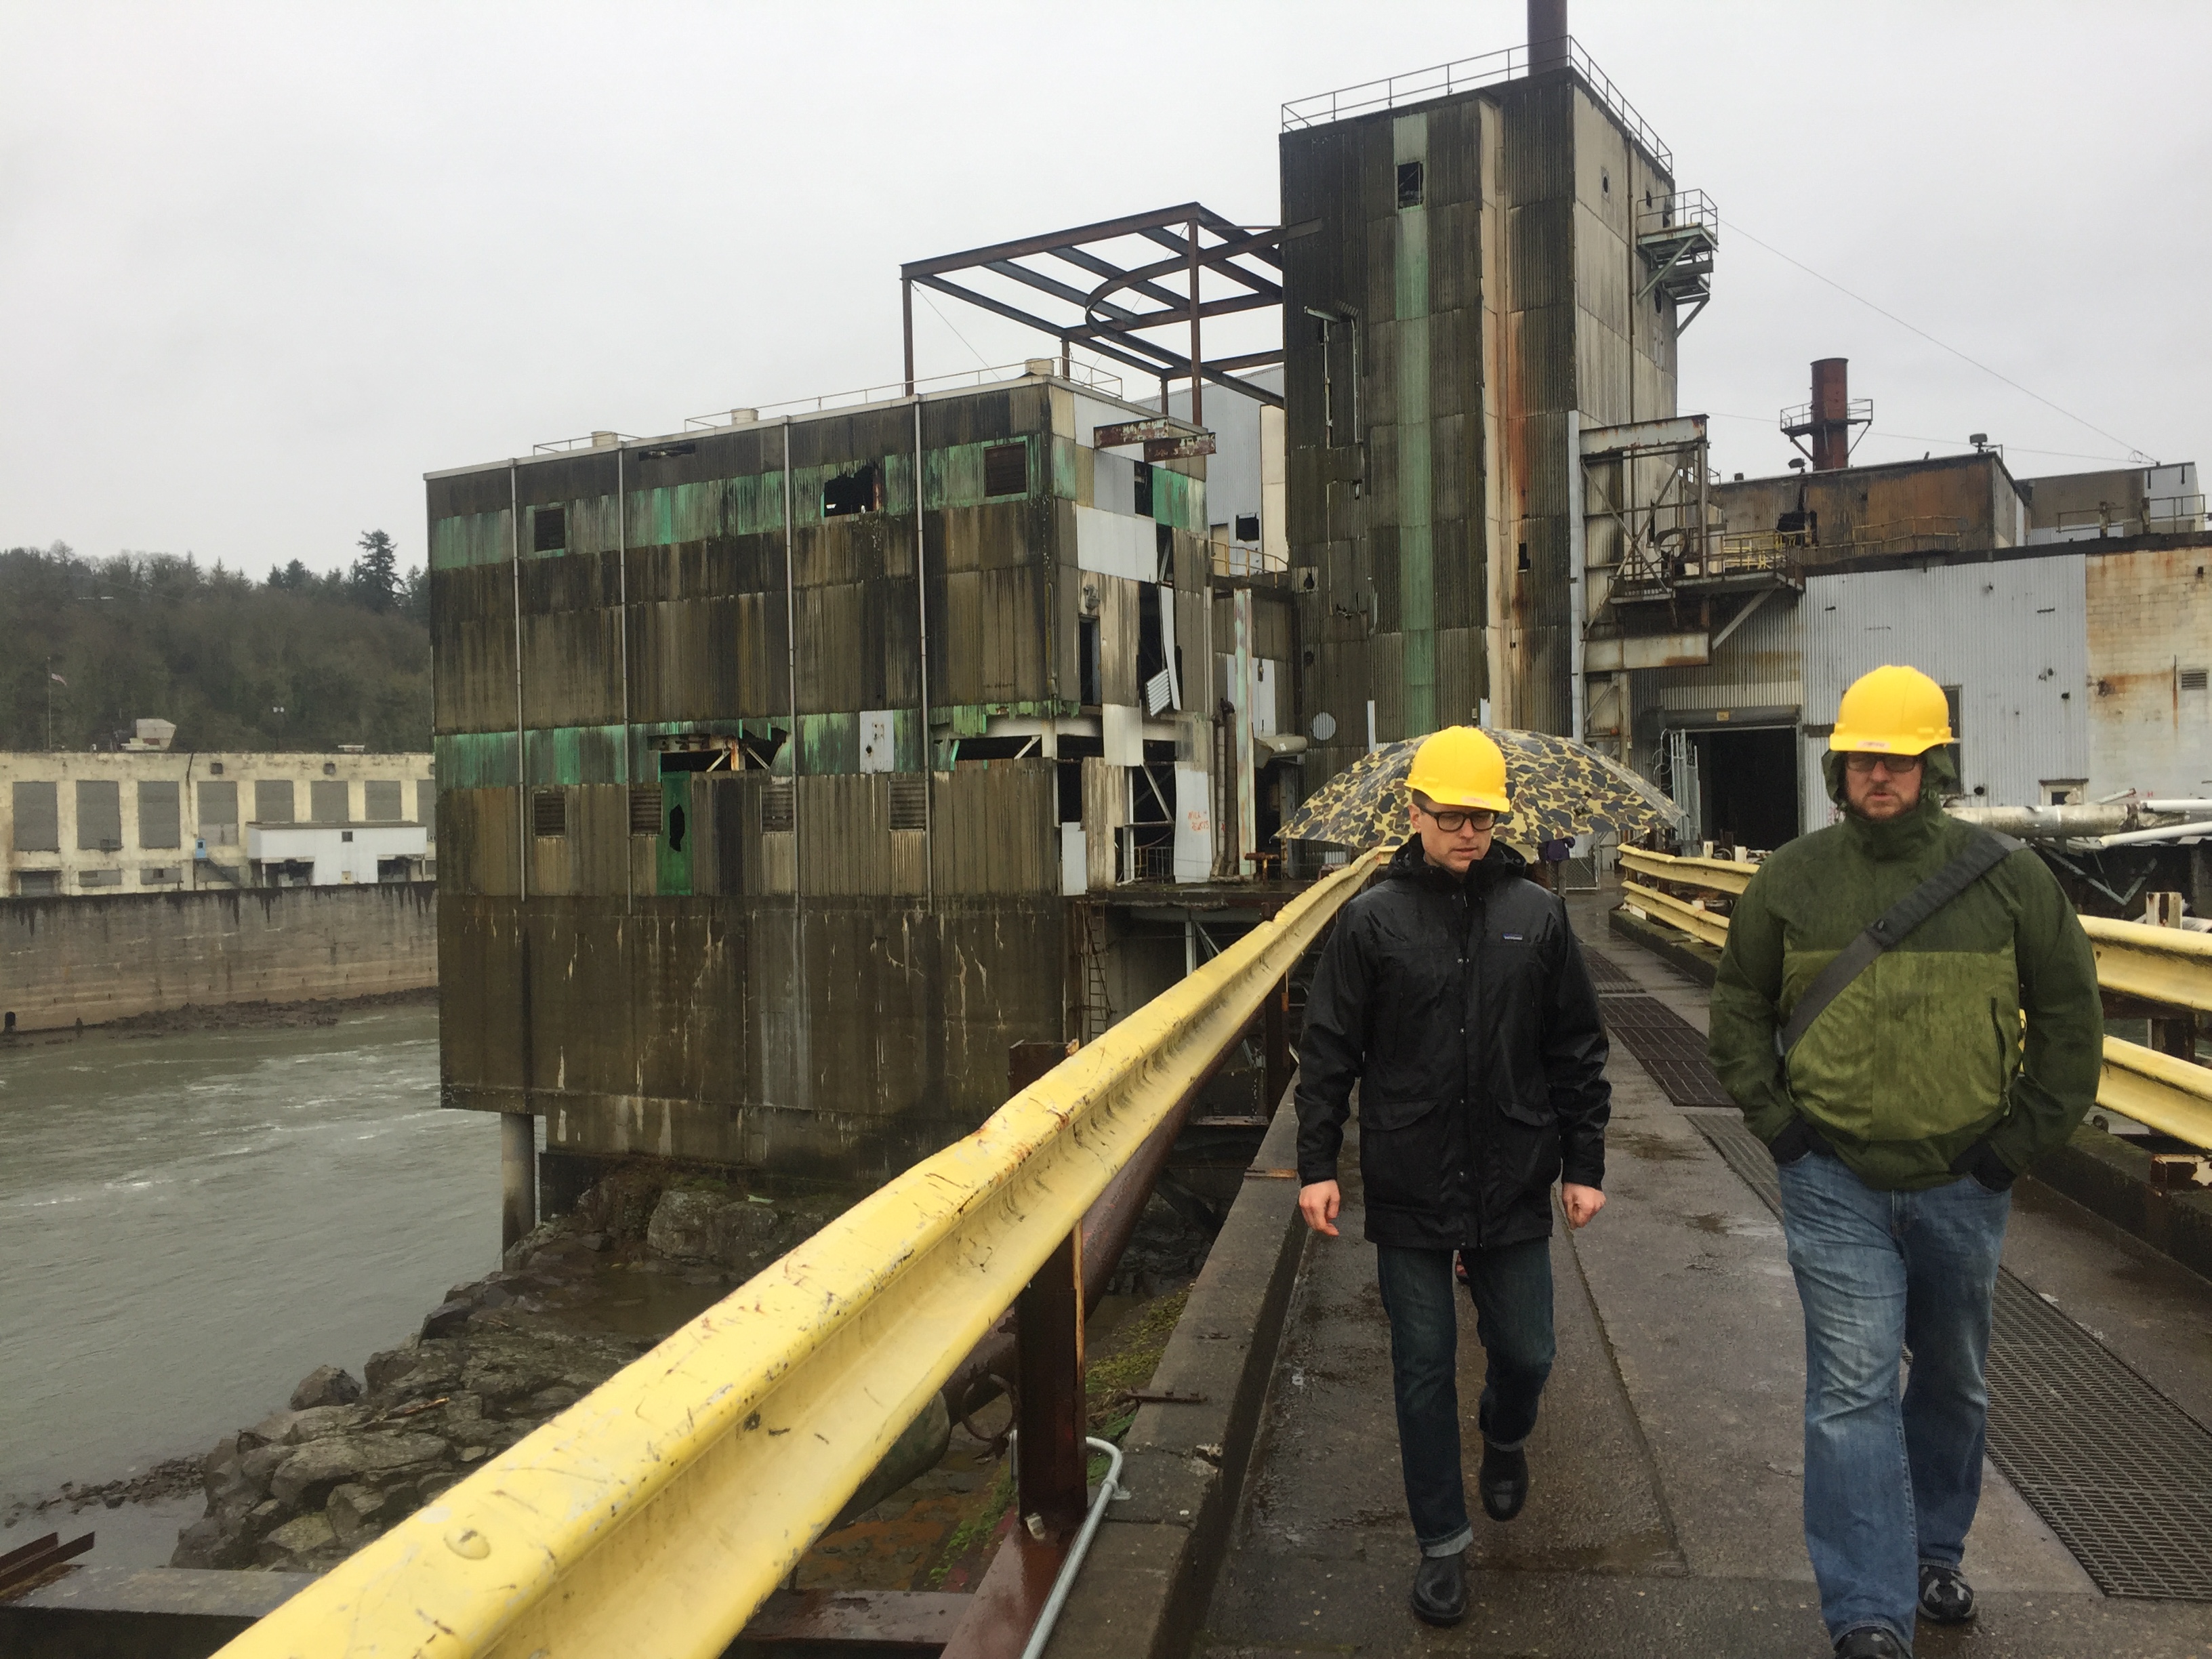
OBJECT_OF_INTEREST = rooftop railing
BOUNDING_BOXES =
[1282,37,1673,172]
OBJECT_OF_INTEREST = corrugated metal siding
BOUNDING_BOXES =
[2084,544,2212,798]
[1801,558,2088,815]
[1644,592,1806,715]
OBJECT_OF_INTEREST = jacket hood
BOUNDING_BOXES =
[1385,833,1530,889]
[1822,743,1960,860]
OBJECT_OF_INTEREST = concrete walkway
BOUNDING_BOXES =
[1202,900,2212,1658]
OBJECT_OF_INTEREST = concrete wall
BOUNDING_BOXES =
[0,882,437,1031]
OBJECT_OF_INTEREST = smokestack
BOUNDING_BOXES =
[1528,0,1569,75]
[1809,358,1850,471]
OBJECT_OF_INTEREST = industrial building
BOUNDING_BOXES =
[2,729,434,897]
[428,2,2209,1206]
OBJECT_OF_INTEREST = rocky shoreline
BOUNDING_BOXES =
[167,1168,855,1572]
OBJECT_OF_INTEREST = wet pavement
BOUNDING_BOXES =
[1202,894,2212,1657]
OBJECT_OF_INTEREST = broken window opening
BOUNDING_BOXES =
[666,804,687,853]
[1078,616,1102,706]
[533,505,567,553]
[823,463,884,518]
[1397,160,1425,209]
[1517,541,1530,572]
[1136,583,1167,691]
[1132,462,1153,520]
[983,442,1027,498]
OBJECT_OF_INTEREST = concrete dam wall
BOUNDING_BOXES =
[0,882,437,1031]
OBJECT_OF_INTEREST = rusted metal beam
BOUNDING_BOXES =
[936,1527,1067,1659]
[905,276,1167,382]
[0,1531,94,1595]
[901,203,1216,280]
[737,1587,972,1646]
[1136,224,1286,296]
[1015,1231,1087,1536]
[1064,291,1278,342]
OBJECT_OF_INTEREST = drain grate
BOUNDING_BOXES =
[1687,1109,2212,1601]
[1598,994,1734,1107]
[1580,945,1641,994]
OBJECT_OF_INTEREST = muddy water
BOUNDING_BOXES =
[0,1006,495,1518]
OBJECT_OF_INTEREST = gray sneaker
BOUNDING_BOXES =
[1917,1562,1976,1624]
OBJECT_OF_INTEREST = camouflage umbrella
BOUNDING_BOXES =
[1278,729,1685,856]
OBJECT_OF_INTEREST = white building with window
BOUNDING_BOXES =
[1,738,435,897]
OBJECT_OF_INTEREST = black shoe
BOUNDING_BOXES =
[1917,1562,1976,1624]
[1834,1627,1910,1659]
[1478,1441,1529,1521]
[1410,1551,1466,1626]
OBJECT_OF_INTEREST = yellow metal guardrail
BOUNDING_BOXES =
[1616,863,2212,1153]
[219,850,1386,1659]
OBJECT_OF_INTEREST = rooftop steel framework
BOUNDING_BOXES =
[900,203,1287,421]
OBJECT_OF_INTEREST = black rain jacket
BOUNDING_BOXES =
[1294,836,1612,1250]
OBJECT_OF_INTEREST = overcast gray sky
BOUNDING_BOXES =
[5,1,2208,576]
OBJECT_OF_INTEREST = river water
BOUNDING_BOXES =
[0,1004,494,1533]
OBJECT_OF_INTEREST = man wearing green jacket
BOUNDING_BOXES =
[1708,664,2102,1659]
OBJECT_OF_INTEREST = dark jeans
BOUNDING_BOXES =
[1778,1150,2010,1645]
[1375,1238,1556,1555]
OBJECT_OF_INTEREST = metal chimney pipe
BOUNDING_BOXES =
[1810,357,1851,472]
[1528,0,1569,73]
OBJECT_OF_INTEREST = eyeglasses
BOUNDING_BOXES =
[1415,804,1498,834]
[1842,752,1925,775]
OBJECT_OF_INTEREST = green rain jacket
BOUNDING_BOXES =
[1708,749,2103,1191]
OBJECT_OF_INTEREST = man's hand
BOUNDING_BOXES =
[1298,1179,1342,1237]
[1563,1183,1605,1229]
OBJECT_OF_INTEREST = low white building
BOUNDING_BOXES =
[3,737,436,897]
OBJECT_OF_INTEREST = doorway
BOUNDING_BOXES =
[1694,726,1800,852]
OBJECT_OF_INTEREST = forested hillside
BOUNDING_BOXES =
[0,538,432,754]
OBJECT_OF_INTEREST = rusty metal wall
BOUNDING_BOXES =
[2084,542,2212,799]
[1711,453,2026,556]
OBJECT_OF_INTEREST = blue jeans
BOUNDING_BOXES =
[1777,1150,2011,1646]
[1374,1240,1556,1555]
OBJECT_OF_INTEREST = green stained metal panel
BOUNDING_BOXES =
[434,731,520,788]
[1394,110,1437,738]
[430,510,512,571]
[627,474,785,548]
[1149,468,1206,533]
[562,494,620,556]
[933,699,1078,739]
[524,724,628,785]
[800,712,858,775]
[881,451,916,516]
[657,774,693,896]
[1052,437,1079,500]
[891,708,926,773]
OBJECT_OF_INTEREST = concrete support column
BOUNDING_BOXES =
[500,1112,537,1255]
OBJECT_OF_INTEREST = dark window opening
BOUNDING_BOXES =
[1517,541,1530,571]
[1601,168,1610,196]
[532,790,566,837]
[823,463,883,518]
[1234,512,1261,543]
[533,506,567,553]
[952,737,1036,762]
[1136,583,1167,690]
[1776,509,1818,544]
[1396,160,1424,209]
[628,785,663,836]
[638,442,695,461]
[666,804,686,853]
[1132,462,1153,520]
[761,781,795,833]
[1057,759,1082,823]
[1155,521,1174,583]
[983,441,1027,497]
[889,777,928,830]
[1079,616,1102,705]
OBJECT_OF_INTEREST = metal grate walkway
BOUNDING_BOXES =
[1687,1109,2212,1601]
[1589,990,1734,1108]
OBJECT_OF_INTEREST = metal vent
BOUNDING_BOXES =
[762,781,795,833]
[628,785,662,836]
[532,789,566,838]
[889,777,928,831]
[533,505,567,554]
[983,442,1027,498]
[2182,667,2209,691]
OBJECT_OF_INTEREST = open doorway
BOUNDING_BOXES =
[1694,726,1800,852]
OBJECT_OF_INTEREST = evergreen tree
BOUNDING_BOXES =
[350,530,400,614]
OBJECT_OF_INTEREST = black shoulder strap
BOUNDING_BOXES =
[1777,829,2021,1058]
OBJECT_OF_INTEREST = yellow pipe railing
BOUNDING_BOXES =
[1615,861,2212,1153]
[216,850,1387,1659]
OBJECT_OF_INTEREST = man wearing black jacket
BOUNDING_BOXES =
[1294,726,1612,1628]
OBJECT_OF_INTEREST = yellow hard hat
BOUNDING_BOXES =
[1829,664,1953,754]
[1404,726,1511,813]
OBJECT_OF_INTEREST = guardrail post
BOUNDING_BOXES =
[1262,970,1292,1114]
[1015,1229,1088,1536]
